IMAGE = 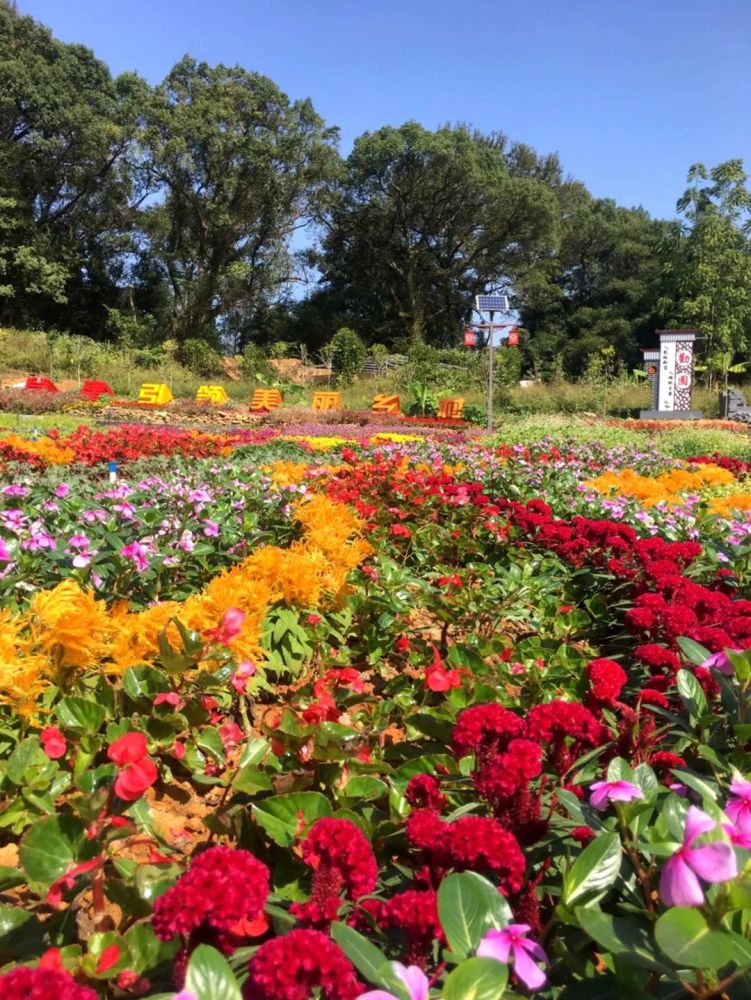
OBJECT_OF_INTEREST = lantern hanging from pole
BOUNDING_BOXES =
[463,327,477,347]
[507,327,519,347]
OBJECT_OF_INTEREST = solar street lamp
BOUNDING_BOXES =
[475,294,510,431]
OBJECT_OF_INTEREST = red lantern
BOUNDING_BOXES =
[507,327,519,347]
[463,328,477,347]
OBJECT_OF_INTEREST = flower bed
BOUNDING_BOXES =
[1,429,751,998]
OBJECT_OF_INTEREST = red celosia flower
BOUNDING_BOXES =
[445,816,525,893]
[452,703,524,757]
[406,808,446,851]
[296,818,377,902]
[40,726,67,759]
[587,658,627,705]
[153,845,270,953]
[472,739,542,803]
[0,967,98,999]
[405,774,447,813]
[376,889,443,965]
[571,826,596,843]
[243,929,362,1000]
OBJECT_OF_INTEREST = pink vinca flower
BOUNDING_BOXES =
[660,806,737,907]
[120,540,151,572]
[477,924,548,991]
[726,775,751,836]
[700,649,741,676]
[203,519,220,537]
[589,780,644,811]
[358,963,429,1000]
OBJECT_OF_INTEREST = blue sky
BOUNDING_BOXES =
[20,0,751,219]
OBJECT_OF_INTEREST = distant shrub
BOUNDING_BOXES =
[241,344,276,382]
[330,327,366,386]
[180,339,224,376]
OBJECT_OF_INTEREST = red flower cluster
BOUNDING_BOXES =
[405,773,447,812]
[526,700,603,776]
[244,929,362,1000]
[0,967,98,1000]
[368,889,443,966]
[291,818,378,928]
[587,658,628,707]
[406,810,525,893]
[452,703,524,757]
[152,845,270,952]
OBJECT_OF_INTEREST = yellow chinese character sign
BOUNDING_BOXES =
[371,393,400,415]
[137,383,173,406]
[196,385,229,405]
[312,391,342,412]
[437,397,465,420]
[250,388,283,412]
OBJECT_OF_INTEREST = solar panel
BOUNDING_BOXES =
[476,294,509,313]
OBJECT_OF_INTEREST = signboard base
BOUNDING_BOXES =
[639,409,703,420]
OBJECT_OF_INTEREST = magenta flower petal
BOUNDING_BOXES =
[660,854,705,907]
[684,806,717,846]
[688,842,737,884]
[588,780,643,811]
[513,941,548,991]
[358,964,428,1000]
[730,776,751,798]
[477,927,512,963]
[357,993,400,1000]
[726,800,751,835]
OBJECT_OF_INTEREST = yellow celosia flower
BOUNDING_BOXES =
[585,463,735,507]
[28,580,110,677]
[370,433,425,444]
[0,433,75,465]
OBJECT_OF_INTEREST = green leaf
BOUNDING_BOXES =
[341,775,388,801]
[239,737,271,767]
[56,696,106,734]
[19,815,94,886]
[196,726,225,764]
[575,906,671,971]
[184,944,242,1000]
[232,764,272,795]
[122,665,170,702]
[6,737,54,788]
[442,956,509,1000]
[677,636,711,667]
[252,792,331,847]
[563,832,622,906]
[330,922,392,989]
[676,669,708,725]
[0,866,25,891]
[438,871,512,959]
[655,907,734,969]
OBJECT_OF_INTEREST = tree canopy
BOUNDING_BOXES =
[1,3,751,376]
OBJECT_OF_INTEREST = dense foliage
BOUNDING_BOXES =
[2,4,751,377]
[0,422,751,997]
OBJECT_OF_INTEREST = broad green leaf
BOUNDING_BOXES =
[185,944,242,1000]
[239,737,271,767]
[563,832,622,906]
[676,670,708,725]
[19,814,95,886]
[438,871,512,959]
[442,957,508,1000]
[122,666,170,702]
[232,764,272,795]
[331,922,392,990]
[655,907,734,969]
[55,696,106,734]
[575,906,671,971]
[6,737,55,788]
[341,776,388,801]
[252,792,331,846]
[676,636,711,667]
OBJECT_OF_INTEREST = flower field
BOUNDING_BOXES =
[2,422,751,999]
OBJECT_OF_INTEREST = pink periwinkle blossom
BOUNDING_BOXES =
[701,649,741,676]
[589,780,644,811]
[120,540,151,572]
[477,924,548,991]
[203,519,220,537]
[726,775,751,836]
[358,963,429,1000]
[659,806,737,907]
[2,484,29,497]
[54,483,70,498]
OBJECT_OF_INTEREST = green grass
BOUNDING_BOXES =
[0,413,93,433]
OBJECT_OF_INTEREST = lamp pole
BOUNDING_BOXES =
[487,311,494,431]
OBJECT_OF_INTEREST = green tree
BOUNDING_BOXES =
[660,160,751,371]
[139,57,339,346]
[518,193,669,378]
[0,4,146,333]
[329,326,366,385]
[317,123,558,347]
